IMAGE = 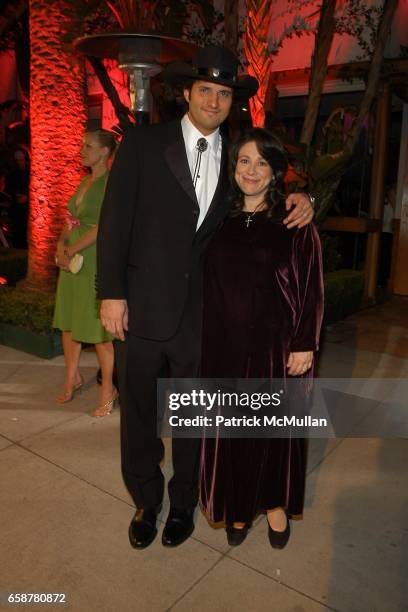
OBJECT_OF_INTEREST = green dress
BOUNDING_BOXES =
[53,173,113,344]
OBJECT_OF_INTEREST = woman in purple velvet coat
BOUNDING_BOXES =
[199,128,324,548]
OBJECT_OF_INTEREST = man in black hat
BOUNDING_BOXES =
[97,45,314,549]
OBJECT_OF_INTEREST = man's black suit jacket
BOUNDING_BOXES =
[96,119,230,341]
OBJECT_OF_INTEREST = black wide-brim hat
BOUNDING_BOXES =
[163,45,259,99]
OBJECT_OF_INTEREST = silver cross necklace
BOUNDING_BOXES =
[244,202,266,227]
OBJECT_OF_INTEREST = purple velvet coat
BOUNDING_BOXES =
[199,210,324,524]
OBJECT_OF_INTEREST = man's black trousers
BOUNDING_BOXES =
[113,307,201,510]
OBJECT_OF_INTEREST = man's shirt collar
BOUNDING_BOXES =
[181,113,221,154]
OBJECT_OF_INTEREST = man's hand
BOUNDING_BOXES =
[283,193,314,229]
[100,299,128,341]
[287,351,313,376]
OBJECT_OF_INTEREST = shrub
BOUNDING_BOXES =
[320,233,342,273]
[0,286,56,333]
[324,269,364,324]
[0,248,28,285]
[0,269,365,336]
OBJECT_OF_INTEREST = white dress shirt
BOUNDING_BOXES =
[181,113,222,229]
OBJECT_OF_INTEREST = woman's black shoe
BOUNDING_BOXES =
[267,515,290,549]
[226,525,249,546]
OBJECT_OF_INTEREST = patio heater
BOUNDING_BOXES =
[74,32,196,125]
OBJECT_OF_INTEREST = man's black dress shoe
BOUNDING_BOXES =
[226,525,250,546]
[267,514,290,549]
[162,508,195,547]
[129,505,161,549]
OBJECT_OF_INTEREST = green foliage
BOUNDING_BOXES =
[0,248,28,285]
[320,234,342,273]
[59,0,116,44]
[60,0,215,43]
[165,0,215,37]
[0,271,363,335]
[335,0,383,60]
[187,8,225,48]
[267,0,385,60]
[307,149,352,224]
[272,107,360,225]
[324,269,364,324]
[108,0,214,34]
[0,0,27,52]
[0,286,56,333]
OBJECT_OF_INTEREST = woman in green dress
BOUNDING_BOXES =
[53,129,117,417]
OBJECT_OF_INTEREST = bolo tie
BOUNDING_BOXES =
[192,137,208,188]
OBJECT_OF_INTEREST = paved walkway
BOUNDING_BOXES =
[0,298,407,612]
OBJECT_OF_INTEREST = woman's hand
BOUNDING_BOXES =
[287,351,313,376]
[55,252,71,271]
[55,242,71,271]
[64,245,75,259]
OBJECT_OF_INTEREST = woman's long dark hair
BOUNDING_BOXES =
[228,128,288,219]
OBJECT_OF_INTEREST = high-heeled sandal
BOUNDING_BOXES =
[91,390,118,418]
[56,375,84,404]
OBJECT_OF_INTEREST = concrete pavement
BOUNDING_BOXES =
[0,297,407,612]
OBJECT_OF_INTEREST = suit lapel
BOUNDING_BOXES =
[164,121,198,206]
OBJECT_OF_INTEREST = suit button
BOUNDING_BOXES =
[184,273,189,279]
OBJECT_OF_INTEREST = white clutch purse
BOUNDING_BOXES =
[68,253,84,274]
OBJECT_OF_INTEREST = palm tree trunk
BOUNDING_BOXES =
[243,0,273,127]
[224,0,240,139]
[224,0,239,52]
[345,0,398,155]
[300,0,336,145]
[309,0,398,225]
[26,0,87,291]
